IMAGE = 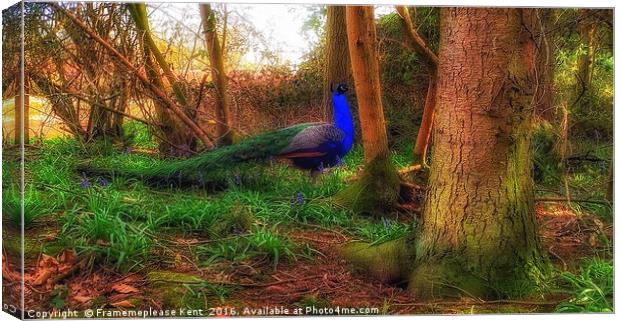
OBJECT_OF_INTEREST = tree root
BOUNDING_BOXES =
[339,238,412,283]
[535,197,611,205]
[336,155,401,215]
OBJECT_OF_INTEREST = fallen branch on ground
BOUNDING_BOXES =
[535,197,611,205]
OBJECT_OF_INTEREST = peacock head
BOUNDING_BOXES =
[331,83,348,96]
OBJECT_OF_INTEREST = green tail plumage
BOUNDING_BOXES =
[79,124,314,187]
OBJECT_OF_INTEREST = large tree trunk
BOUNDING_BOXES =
[337,6,400,215]
[322,5,350,121]
[200,3,233,146]
[408,8,548,298]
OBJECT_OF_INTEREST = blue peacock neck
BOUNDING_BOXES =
[332,92,354,153]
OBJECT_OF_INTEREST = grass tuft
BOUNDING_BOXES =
[555,258,613,312]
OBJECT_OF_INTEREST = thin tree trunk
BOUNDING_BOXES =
[409,8,548,299]
[414,69,436,164]
[607,162,613,203]
[322,5,350,121]
[396,6,439,163]
[533,9,556,120]
[128,3,189,107]
[14,73,30,144]
[337,6,400,215]
[345,6,389,162]
[200,3,233,146]
[53,3,214,149]
[111,77,129,139]
[575,9,597,106]
[132,7,198,156]
[129,3,200,156]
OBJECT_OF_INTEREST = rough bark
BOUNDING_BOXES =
[336,6,400,215]
[322,5,350,121]
[200,3,233,146]
[408,8,548,299]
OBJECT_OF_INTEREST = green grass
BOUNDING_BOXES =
[195,225,299,269]
[2,185,56,228]
[15,132,614,314]
[555,258,613,312]
[246,224,297,269]
[58,193,151,272]
[355,218,413,246]
[17,136,364,272]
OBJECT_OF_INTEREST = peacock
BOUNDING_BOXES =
[79,83,355,187]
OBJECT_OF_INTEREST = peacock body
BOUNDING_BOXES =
[80,84,354,186]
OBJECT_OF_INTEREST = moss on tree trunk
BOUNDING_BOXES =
[408,8,549,299]
[336,155,400,215]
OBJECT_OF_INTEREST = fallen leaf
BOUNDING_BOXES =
[111,283,139,294]
[59,250,76,264]
[31,254,60,286]
[111,300,135,308]
[264,285,287,294]
[39,254,59,268]
[73,295,92,303]
[45,232,58,241]
[33,269,54,286]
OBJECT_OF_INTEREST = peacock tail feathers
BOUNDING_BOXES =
[78,123,316,187]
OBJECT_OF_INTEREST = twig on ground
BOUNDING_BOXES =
[398,164,423,175]
[291,235,347,245]
[294,222,349,241]
[392,299,565,306]
[166,234,249,245]
[149,274,324,288]
[535,197,611,205]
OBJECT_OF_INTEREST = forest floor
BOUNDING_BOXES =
[2,134,614,315]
